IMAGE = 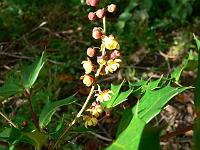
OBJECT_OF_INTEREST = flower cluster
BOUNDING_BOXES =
[81,0,121,128]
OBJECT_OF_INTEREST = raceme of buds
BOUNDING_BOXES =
[88,12,96,21]
[96,8,105,19]
[107,4,117,13]
[82,58,94,74]
[92,27,102,39]
[82,2,122,128]
[81,75,94,87]
[87,47,96,57]
[86,0,99,7]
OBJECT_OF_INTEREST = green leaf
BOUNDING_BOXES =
[194,34,200,51]
[103,80,132,108]
[0,128,12,141]
[132,85,190,123]
[39,95,77,128]
[116,0,138,33]
[22,52,45,89]
[116,109,133,137]
[0,77,23,98]
[171,67,183,82]
[111,88,133,107]
[23,130,48,150]
[106,116,145,150]
[0,128,47,150]
[146,76,162,91]
[138,125,161,150]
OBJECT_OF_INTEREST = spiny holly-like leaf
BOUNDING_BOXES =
[39,94,76,128]
[22,52,45,89]
[106,116,145,150]
[103,80,132,108]
[111,88,133,107]
[132,85,190,123]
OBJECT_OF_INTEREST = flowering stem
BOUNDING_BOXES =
[53,65,104,149]
[103,16,106,34]
[0,111,18,128]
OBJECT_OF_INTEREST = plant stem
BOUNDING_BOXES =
[103,16,106,34]
[53,8,107,149]
[53,65,103,149]
[0,111,18,128]
[24,89,39,129]
[193,34,200,150]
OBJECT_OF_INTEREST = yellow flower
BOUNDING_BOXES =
[95,90,113,102]
[80,75,94,87]
[81,58,94,74]
[97,56,107,65]
[86,102,103,117]
[102,35,120,50]
[105,59,122,74]
[83,115,98,128]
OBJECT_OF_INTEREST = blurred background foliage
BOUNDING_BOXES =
[0,0,200,149]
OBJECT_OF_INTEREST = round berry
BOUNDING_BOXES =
[92,27,102,39]
[21,121,28,127]
[96,8,105,19]
[88,12,96,21]
[107,4,117,13]
[87,47,96,57]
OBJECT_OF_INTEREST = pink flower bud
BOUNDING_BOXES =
[87,47,96,57]
[89,0,99,7]
[88,12,96,21]
[86,0,99,7]
[86,0,91,5]
[96,8,105,19]
[92,27,102,39]
[110,50,121,59]
[107,4,117,13]
[81,75,94,87]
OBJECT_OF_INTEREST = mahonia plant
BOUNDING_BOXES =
[81,0,121,128]
[54,1,120,147]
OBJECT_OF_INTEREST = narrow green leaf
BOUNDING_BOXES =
[0,77,23,98]
[194,34,200,51]
[39,95,76,128]
[22,52,45,89]
[107,116,145,150]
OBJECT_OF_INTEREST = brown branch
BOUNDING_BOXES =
[24,89,39,129]
[160,125,193,141]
